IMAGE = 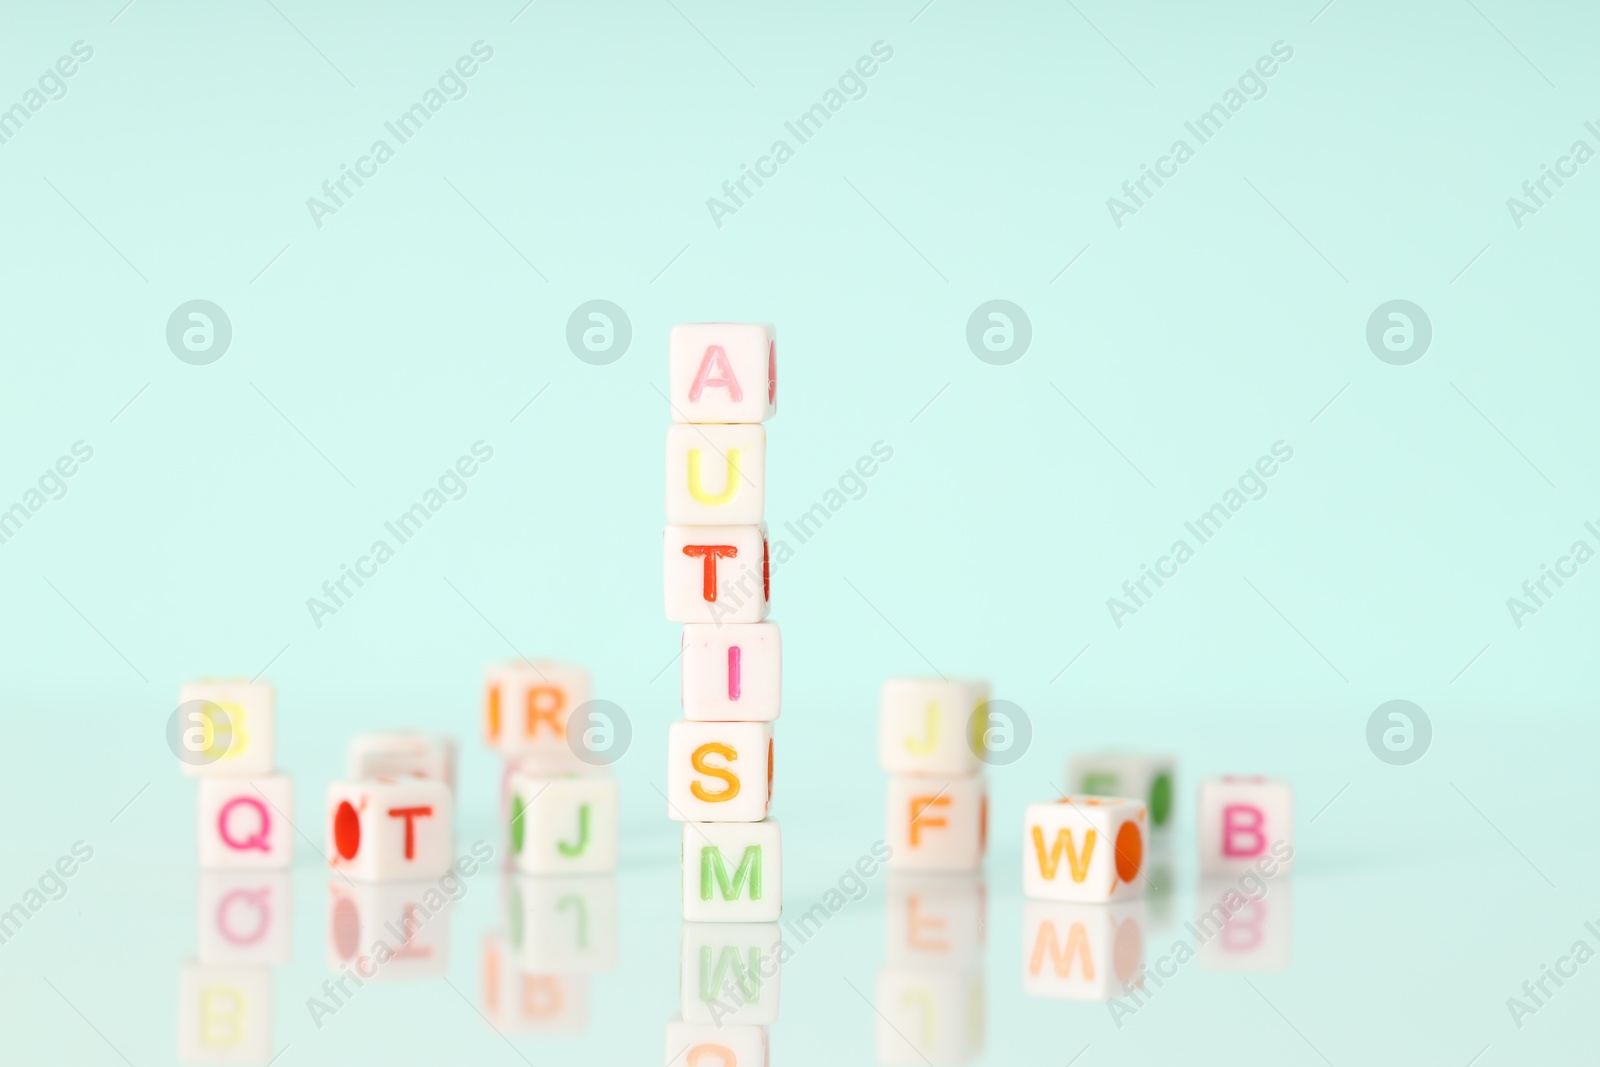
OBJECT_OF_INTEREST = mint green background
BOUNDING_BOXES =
[2,0,1597,1063]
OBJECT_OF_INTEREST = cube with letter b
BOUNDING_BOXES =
[1197,776,1293,876]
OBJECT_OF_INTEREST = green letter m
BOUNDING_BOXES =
[700,845,763,901]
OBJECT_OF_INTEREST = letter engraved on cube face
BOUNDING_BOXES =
[689,345,744,402]
[199,986,245,1047]
[217,797,272,852]
[525,685,565,737]
[701,845,763,901]
[906,702,939,754]
[485,684,502,741]
[1030,920,1094,978]
[509,794,526,854]
[1222,804,1266,857]
[556,804,591,856]
[1031,826,1097,882]
[387,806,434,860]
[688,448,742,505]
[909,794,950,846]
[690,743,741,802]
[727,646,741,701]
[206,702,248,761]
[1081,772,1119,795]
[683,544,738,601]
[334,800,361,859]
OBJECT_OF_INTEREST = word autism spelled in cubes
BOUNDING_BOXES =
[178,679,293,871]
[665,322,781,925]
[881,677,990,872]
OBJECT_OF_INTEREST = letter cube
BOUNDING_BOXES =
[177,679,275,777]
[667,423,766,525]
[874,965,984,1066]
[327,777,453,882]
[197,872,292,966]
[198,775,293,869]
[178,960,272,1065]
[680,921,782,1024]
[1023,797,1146,901]
[483,659,591,769]
[682,821,782,923]
[682,622,781,722]
[507,874,619,973]
[886,775,986,872]
[1022,900,1146,1001]
[668,322,777,424]
[665,524,769,624]
[347,731,456,790]
[507,774,619,874]
[666,1017,769,1067]
[1068,752,1175,835]
[667,720,772,823]
[327,879,452,981]
[1196,876,1292,971]
[886,874,985,966]
[1197,776,1293,876]
[879,677,990,776]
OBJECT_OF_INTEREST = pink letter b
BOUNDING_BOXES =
[1222,804,1266,857]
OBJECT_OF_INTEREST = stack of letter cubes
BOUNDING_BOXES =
[324,731,462,987]
[487,660,620,878]
[663,323,781,1065]
[483,660,620,1033]
[880,678,989,872]
[179,678,289,1064]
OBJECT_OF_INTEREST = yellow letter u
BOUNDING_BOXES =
[688,448,741,506]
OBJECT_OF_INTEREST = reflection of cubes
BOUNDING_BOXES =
[327,879,453,981]
[887,776,986,872]
[879,678,990,777]
[1068,752,1176,834]
[1022,797,1146,901]
[198,776,293,870]
[1021,900,1145,1001]
[178,679,275,777]
[665,1016,769,1067]
[197,872,292,965]
[1196,878,1292,972]
[1198,776,1294,876]
[482,935,590,1034]
[508,775,619,874]
[885,874,985,966]
[680,922,782,1026]
[483,660,590,769]
[681,822,782,923]
[326,777,452,882]
[347,732,457,791]
[178,960,272,1065]
[875,965,984,1066]
[506,875,618,973]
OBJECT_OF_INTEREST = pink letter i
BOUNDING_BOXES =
[727,646,742,701]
